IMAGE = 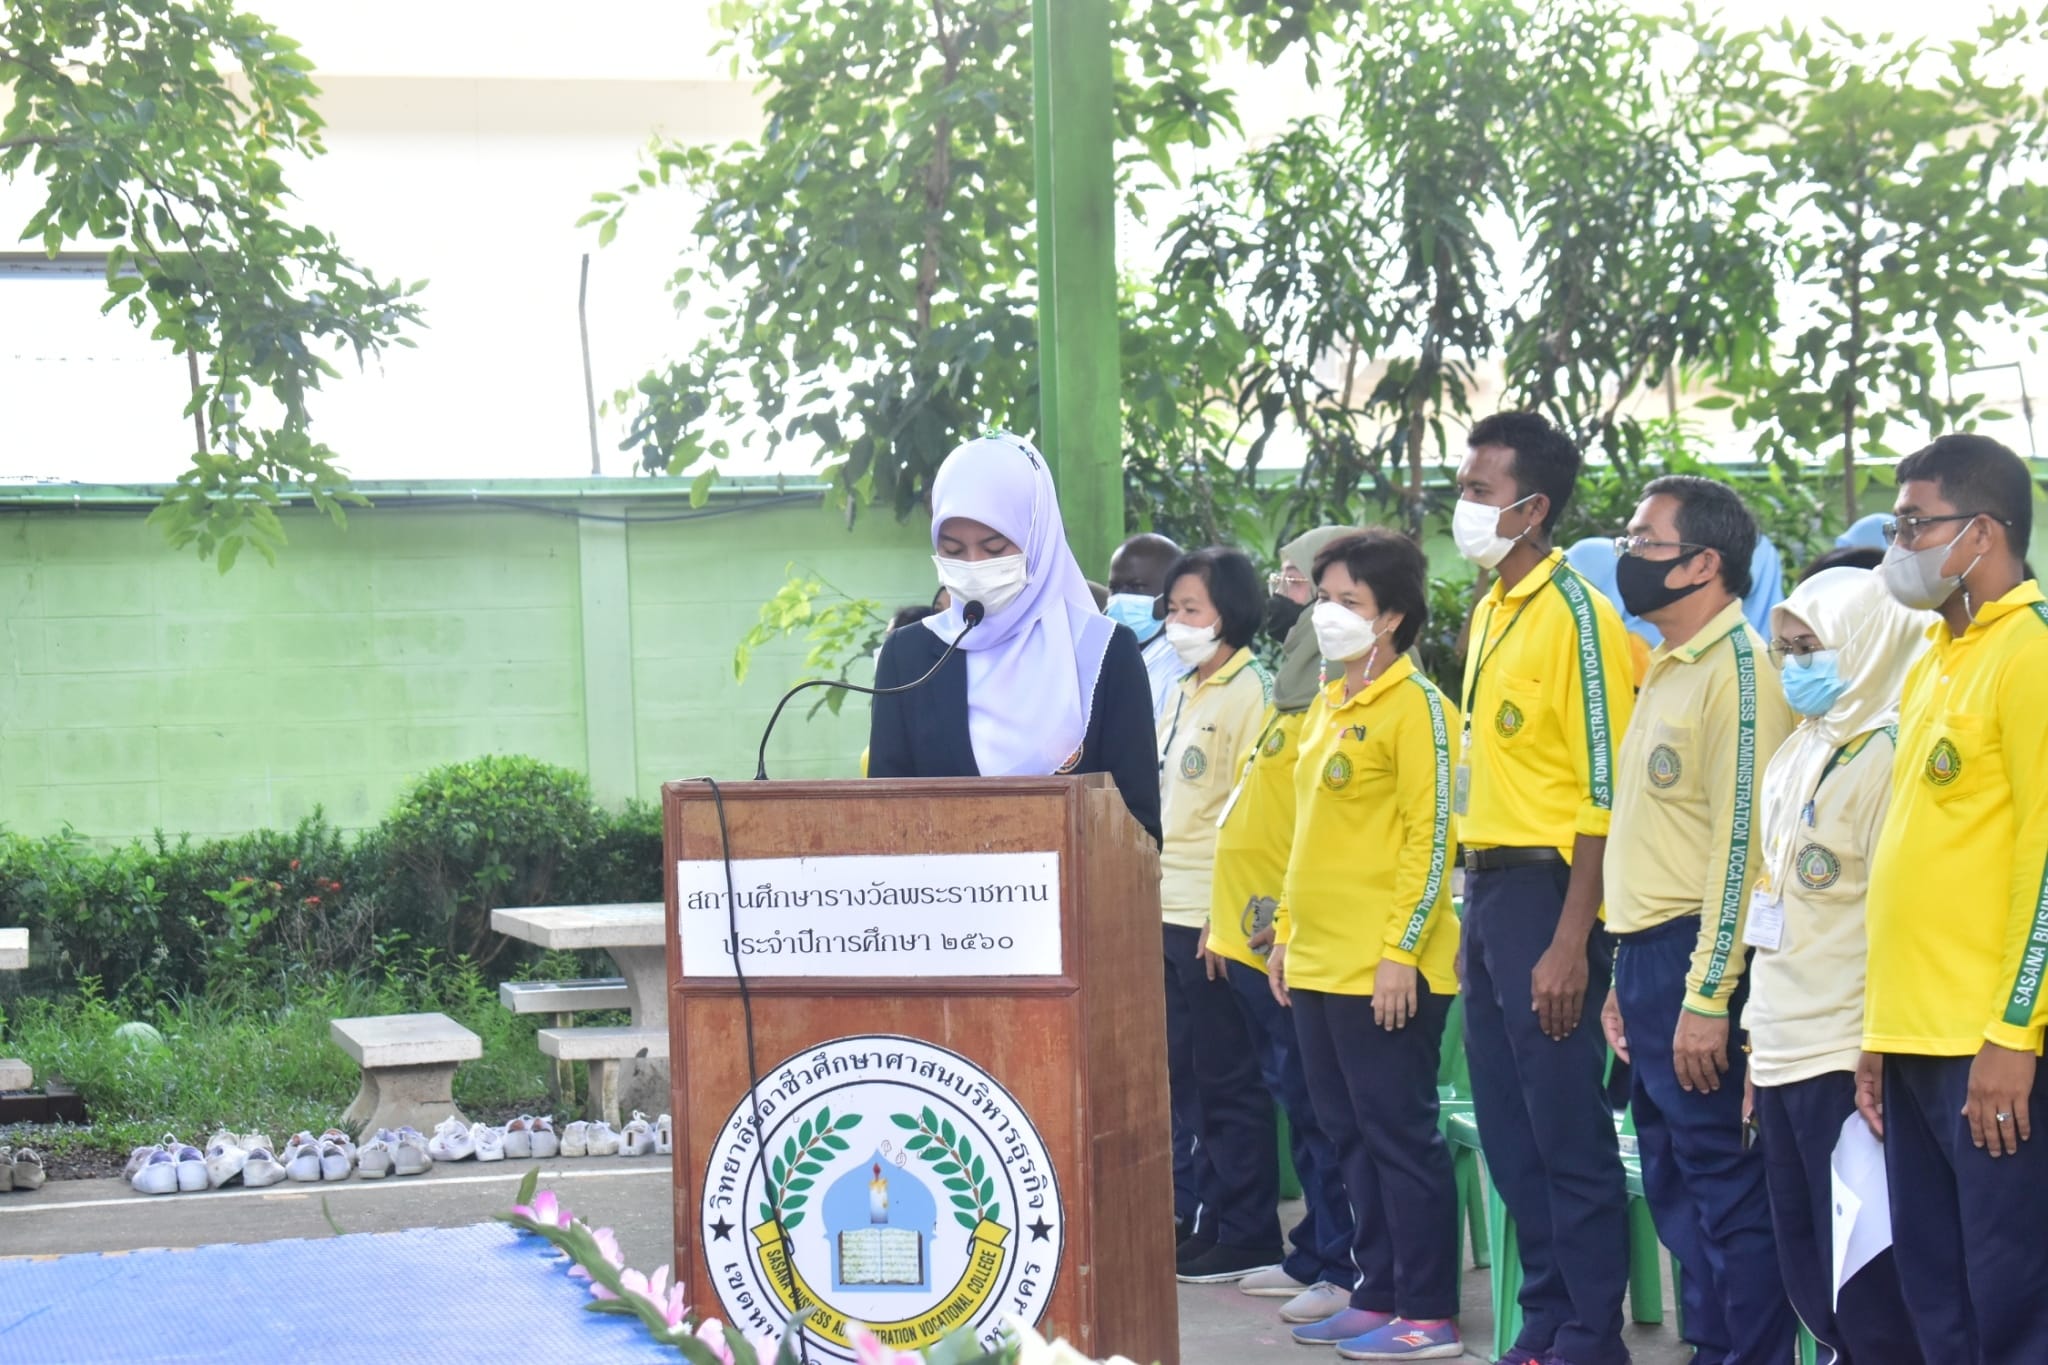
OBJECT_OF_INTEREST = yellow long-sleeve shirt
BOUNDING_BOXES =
[1460,549,1637,855]
[1604,601,1793,1015]
[1206,706,1306,971]
[1275,656,1462,996]
[1865,582,2048,1056]
[1158,647,1272,926]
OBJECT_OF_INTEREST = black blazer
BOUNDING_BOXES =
[867,619,1163,845]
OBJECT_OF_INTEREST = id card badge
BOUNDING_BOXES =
[1742,887,1784,951]
[1453,724,1472,816]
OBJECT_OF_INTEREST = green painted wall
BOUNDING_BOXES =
[0,483,936,840]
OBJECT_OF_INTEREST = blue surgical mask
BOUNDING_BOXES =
[1104,592,1161,643]
[1781,650,1847,717]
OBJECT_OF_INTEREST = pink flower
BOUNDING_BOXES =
[594,1264,668,1308]
[658,1280,689,1331]
[692,1319,736,1364]
[568,1226,625,1280]
[510,1188,573,1229]
[852,1327,925,1364]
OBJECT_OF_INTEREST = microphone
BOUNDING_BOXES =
[753,600,984,780]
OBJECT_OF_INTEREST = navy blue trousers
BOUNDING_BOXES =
[1165,921,1218,1231]
[1227,957,1357,1286]
[1162,922,1280,1255]
[1754,1071,1920,1365]
[1292,983,1459,1321]
[1613,916,1793,1365]
[1883,1052,2048,1364]
[1463,863,1630,1365]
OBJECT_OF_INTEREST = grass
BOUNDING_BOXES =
[0,952,618,1161]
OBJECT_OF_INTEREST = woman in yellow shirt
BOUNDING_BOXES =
[1270,528,1465,1362]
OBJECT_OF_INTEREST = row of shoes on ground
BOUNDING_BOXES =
[0,1146,45,1192]
[561,1111,670,1158]
[129,1128,367,1194]
[421,1111,670,1164]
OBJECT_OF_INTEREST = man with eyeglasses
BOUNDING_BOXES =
[1600,474,1797,1365]
[1855,432,2048,1362]
[1106,532,1186,722]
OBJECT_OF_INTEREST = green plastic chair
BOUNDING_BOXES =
[1277,1105,1303,1200]
[1437,995,1489,1268]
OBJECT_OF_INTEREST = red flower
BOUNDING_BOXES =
[304,896,321,907]
[289,859,300,871]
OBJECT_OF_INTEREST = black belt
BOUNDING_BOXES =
[1463,846,1566,873]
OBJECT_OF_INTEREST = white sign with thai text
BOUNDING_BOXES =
[676,851,1063,977]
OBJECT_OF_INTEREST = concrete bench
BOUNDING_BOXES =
[331,1012,481,1139]
[0,928,28,1092]
[499,978,633,1103]
[537,1025,667,1128]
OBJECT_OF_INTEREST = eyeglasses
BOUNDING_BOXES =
[1767,639,1831,666]
[1267,571,1310,594]
[1880,512,2009,547]
[1612,534,1707,559]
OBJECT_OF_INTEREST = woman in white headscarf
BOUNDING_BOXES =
[867,432,1161,843]
[1743,566,1930,1365]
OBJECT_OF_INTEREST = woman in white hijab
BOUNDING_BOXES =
[1743,566,1929,1365]
[867,432,1161,843]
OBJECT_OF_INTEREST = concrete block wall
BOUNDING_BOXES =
[0,485,936,841]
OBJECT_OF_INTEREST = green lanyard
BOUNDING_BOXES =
[1801,724,1898,826]
[1459,558,1565,733]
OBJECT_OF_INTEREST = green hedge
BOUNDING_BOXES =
[0,756,663,1004]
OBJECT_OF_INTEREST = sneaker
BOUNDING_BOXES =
[203,1132,248,1188]
[241,1144,289,1188]
[560,1120,590,1158]
[1335,1318,1462,1361]
[529,1116,560,1160]
[584,1120,622,1157]
[503,1116,533,1160]
[620,1111,656,1157]
[1292,1309,1396,1346]
[655,1113,672,1156]
[123,1145,157,1182]
[1174,1236,1215,1271]
[358,1130,397,1179]
[1176,1242,1279,1284]
[319,1128,358,1163]
[132,1147,179,1196]
[173,1142,210,1192]
[0,1148,12,1193]
[472,1124,507,1162]
[1280,1282,1357,1324]
[318,1140,355,1182]
[283,1133,324,1183]
[426,1116,475,1163]
[240,1131,274,1157]
[1239,1265,1312,1299]
[10,1148,44,1192]
[392,1127,433,1177]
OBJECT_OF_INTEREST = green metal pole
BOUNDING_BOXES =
[1031,0,1123,577]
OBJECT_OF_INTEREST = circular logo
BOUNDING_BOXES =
[1647,744,1683,789]
[1179,745,1208,781]
[1322,752,1353,791]
[1795,843,1842,890]
[1262,728,1286,758]
[701,1034,1063,1361]
[1925,737,1962,787]
[1495,699,1525,739]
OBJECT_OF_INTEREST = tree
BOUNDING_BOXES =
[1699,12,2048,520]
[1,0,423,568]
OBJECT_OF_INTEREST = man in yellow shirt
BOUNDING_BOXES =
[1453,414,1637,1365]
[1601,476,1796,1364]
[1855,434,2048,1361]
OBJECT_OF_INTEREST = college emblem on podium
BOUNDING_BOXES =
[701,1034,1064,1359]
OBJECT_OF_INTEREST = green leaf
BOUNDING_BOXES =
[940,1119,957,1147]
[798,1118,815,1147]
[783,1210,805,1229]
[795,1160,823,1176]
[815,1106,832,1131]
[955,1210,979,1230]
[986,1201,1000,1224]
[890,1113,920,1130]
[514,1166,541,1207]
[921,1106,940,1132]
[835,1114,861,1131]
[933,1160,962,1175]
[820,1134,850,1152]
[786,1176,814,1192]
[759,1200,775,1223]
[906,1135,932,1152]
[782,1193,808,1210]
[944,1177,973,1192]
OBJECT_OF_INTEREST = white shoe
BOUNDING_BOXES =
[502,1116,534,1160]
[123,1145,158,1182]
[319,1128,357,1163]
[472,1124,506,1162]
[283,1132,323,1183]
[203,1132,248,1188]
[240,1131,274,1157]
[392,1127,433,1176]
[619,1112,656,1158]
[358,1130,397,1179]
[426,1116,475,1162]
[319,1140,355,1182]
[241,1144,289,1188]
[583,1120,621,1157]
[131,1147,179,1196]
[560,1121,590,1158]
[173,1142,210,1193]
[529,1117,559,1160]
[1238,1264,1311,1298]
[11,1148,45,1192]
[1279,1281,1357,1324]
[655,1113,673,1156]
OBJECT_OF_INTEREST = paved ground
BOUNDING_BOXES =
[0,1158,1691,1363]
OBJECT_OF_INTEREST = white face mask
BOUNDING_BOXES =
[1163,621,1221,668]
[1452,494,1537,569]
[933,553,1028,617]
[1880,523,1980,613]
[1311,600,1384,663]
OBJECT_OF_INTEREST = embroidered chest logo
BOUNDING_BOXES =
[1054,747,1082,776]
[1925,737,1962,787]
[1321,752,1353,791]
[1261,728,1286,758]
[1179,746,1208,780]
[1495,699,1525,738]
[1794,843,1842,890]
[1647,743,1683,789]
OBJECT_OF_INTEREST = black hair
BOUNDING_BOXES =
[889,604,938,632]
[1310,529,1429,654]
[1895,432,2034,558]
[1162,546,1264,650]
[1642,474,1757,598]
[1468,411,1582,535]
[1797,547,1883,582]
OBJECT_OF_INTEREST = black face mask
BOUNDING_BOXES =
[1261,594,1305,642]
[1615,549,1708,619]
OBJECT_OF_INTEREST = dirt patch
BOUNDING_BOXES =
[0,1126,129,1182]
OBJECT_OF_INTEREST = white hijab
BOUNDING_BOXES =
[923,433,1116,777]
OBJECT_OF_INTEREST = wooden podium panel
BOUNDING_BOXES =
[663,775,1175,1365]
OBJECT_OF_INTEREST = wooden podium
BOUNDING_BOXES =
[663,775,1177,1365]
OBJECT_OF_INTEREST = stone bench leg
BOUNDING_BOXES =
[545,1012,574,1108]
[584,1060,622,1129]
[342,1062,468,1140]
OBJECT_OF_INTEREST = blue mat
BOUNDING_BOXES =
[0,1222,678,1361]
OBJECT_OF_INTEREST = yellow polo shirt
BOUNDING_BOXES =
[1461,550,1637,856]
[1865,582,2048,1056]
[1158,647,1272,927]
[1206,706,1307,971]
[1604,601,1793,1016]
[1275,656,1462,996]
